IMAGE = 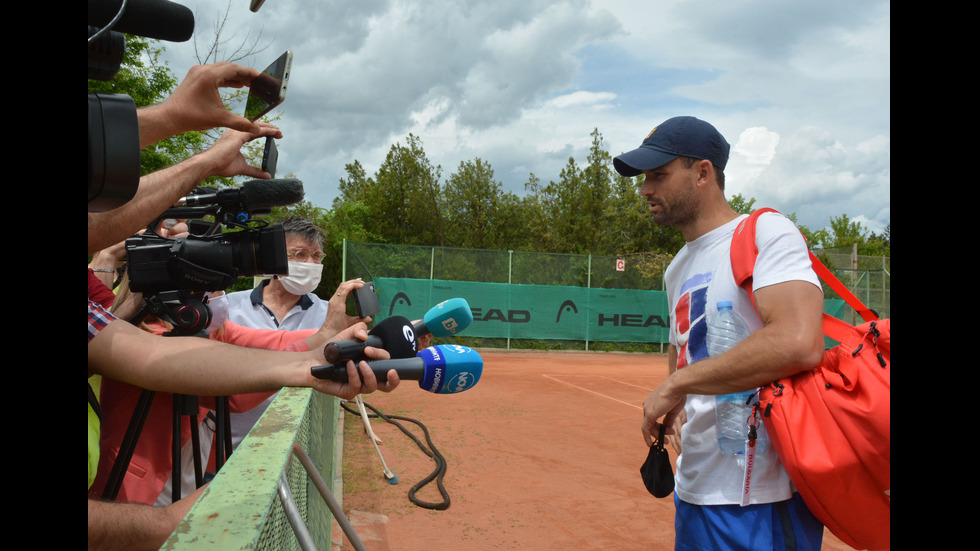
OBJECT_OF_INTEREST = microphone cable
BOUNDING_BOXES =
[341,400,450,510]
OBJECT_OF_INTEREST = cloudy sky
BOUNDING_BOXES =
[155,0,889,235]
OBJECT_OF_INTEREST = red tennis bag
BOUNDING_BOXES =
[731,208,890,551]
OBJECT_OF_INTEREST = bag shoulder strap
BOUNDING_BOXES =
[88,381,101,422]
[730,208,879,339]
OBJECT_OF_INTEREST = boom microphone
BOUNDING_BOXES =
[323,316,417,364]
[88,0,195,43]
[174,179,305,211]
[312,345,483,395]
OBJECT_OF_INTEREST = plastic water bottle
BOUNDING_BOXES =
[706,300,766,455]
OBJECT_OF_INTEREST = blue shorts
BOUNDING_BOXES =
[674,492,824,551]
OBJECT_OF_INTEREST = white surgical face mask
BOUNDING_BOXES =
[277,261,323,295]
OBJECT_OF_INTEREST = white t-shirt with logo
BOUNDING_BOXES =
[665,212,821,505]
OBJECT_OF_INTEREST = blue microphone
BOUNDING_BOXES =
[311,344,483,395]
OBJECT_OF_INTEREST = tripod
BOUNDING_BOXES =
[101,293,234,503]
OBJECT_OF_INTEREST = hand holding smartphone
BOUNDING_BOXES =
[244,50,293,121]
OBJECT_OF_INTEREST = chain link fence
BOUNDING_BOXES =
[814,246,891,322]
[343,241,890,352]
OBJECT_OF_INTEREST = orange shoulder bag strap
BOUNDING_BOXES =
[731,208,879,343]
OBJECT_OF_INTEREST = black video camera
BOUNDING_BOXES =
[88,0,195,212]
[124,196,289,334]
[126,224,287,295]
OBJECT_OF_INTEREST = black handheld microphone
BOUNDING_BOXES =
[88,0,195,43]
[323,316,417,364]
[174,179,305,211]
[312,345,484,395]
[324,298,473,364]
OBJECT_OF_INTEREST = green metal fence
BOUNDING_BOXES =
[161,388,343,550]
[342,241,883,350]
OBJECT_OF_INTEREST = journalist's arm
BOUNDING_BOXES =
[88,315,398,399]
[87,124,282,254]
[641,279,824,446]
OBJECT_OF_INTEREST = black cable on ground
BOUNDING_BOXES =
[341,401,451,510]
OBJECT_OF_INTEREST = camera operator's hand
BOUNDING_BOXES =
[89,240,127,290]
[307,322,401,400]
[138,62,264,148]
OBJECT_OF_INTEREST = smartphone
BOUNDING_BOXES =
[244,50,293,121]
[262,136,278,177]
[350,281,380,318]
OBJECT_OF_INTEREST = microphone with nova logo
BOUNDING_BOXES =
[312,344,483,394]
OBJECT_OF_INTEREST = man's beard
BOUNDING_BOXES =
[650,186,698,228]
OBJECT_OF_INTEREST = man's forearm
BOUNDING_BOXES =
[137,103,180,149]
[87,154,213,254]
[87,499,182,551]
[664,282,825,397]
[89,319,310,396]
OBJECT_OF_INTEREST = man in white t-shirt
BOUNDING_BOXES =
[614,116,826,550]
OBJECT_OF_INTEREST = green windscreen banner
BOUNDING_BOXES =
[373,278,849,346]
[374,277,667,343]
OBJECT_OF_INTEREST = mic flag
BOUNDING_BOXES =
[416,344,482,394]
[414,298,473,338]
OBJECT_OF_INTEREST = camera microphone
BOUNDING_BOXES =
[312,344,484,395]
[89,0,195,43]
[174,179,304,211]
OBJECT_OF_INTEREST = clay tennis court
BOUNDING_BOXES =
[334,349,855,550]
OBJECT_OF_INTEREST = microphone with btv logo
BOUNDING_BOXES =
[312,345,484,394]
[174,179,305,211]
[323,298,473,364]
[411,297,473,339]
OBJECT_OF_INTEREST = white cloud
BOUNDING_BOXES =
[155,0,888,234]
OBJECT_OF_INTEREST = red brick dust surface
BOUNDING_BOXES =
[336,349,856,551]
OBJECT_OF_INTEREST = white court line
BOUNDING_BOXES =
[542,374,641,409]
[598,375,654,391]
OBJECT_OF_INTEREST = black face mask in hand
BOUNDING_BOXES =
[640,424,674,498]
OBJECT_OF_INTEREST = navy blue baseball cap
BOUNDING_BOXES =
[613,116,731,177]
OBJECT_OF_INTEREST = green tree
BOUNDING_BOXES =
[338,134,445,246]
[442,158,504,249]
[581,128,615,253]
[727,193,756,215]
